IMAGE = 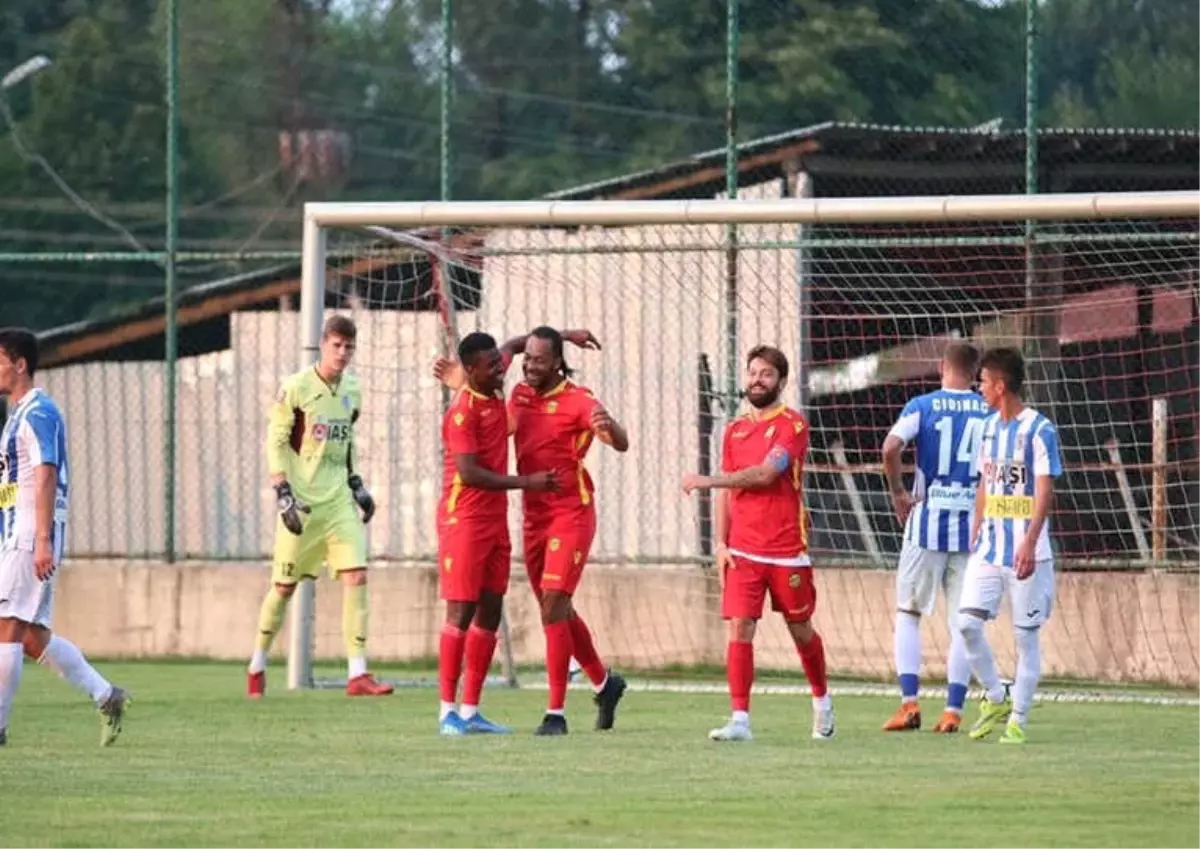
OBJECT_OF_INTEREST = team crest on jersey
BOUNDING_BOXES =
[793,421,804,434]
[453,412,465,427]
[549,537,561,552]
[547,401,558,415]
[342,395,352,411]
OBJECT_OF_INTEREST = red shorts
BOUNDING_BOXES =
[721,555,816,623]
[437,517,511,602]
[523,508,596,597]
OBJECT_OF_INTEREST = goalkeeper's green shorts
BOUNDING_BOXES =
[272,499,366,584]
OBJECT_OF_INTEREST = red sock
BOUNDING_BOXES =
[544,619,574,711]
[461,624,498,708]
[797,632,828,699]
[727,640,754,712]
[438,623,466,703]
[566,615,607,688]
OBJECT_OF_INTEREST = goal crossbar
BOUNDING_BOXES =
[305,191,1199,229]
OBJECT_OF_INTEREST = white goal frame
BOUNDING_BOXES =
[287,190,1199,691]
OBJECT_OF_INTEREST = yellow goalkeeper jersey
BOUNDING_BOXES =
[266,365,363,507]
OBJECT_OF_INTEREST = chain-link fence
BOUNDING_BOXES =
[0,0,1197,560]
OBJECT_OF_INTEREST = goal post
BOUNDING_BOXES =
[287,191,1199,692]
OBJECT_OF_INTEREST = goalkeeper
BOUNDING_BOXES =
[246,315,393,698]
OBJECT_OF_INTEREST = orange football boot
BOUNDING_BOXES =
[882,701,921,731]
[932,710,961,733]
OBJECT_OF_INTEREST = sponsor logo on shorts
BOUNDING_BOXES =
[788,573,802,588]
[443,557,452,572]
[573,550,582,564]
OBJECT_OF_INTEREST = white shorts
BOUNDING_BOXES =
[959,555,1054,628]
[895,541,969,620]
[0,549,55,628]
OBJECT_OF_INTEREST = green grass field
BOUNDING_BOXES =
[2,662,1196,848]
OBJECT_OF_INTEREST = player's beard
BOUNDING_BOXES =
[745,384,780,409]
[523,369,554,394]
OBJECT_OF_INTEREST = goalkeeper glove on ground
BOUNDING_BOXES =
[348,474,375,524]
[274,482,310,535]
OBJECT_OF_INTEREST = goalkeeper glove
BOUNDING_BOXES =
[348,474,375,524]
[274,481,310,536]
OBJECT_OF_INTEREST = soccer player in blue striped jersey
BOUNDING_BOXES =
[881,341,988,733]
[0,328,127,748]
[959,347,1064,745]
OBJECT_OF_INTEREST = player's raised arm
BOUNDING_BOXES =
[499,327,601,361]
[588,400,629,452]
[432,357,466,391]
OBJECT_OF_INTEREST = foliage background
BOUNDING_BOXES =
[1,0,1197,330]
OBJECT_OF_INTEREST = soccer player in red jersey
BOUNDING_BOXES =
[683,345,835,742]
[437,332,557,736]
[509,326,631,736]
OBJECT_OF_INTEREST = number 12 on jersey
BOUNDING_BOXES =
[934,416,985,477]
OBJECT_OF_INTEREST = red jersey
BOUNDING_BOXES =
[440,385,509,521]
[508,379,601,516]
[722,405,810,559]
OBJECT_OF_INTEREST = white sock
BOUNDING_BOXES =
[894,611,921,702]
[439,701,456,721]
[347,656,367,679]
[959,613,1006,703]
[40,635,113,705]
[731,709,750,725]
[248,650,267,675]
[546,708,565,717]
[1012,626,1041,726]
[813,694,832,712]
[460,704,478,720]
[0,643,23,731]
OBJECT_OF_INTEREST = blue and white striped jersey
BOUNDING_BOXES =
[975,407,1063,567]
[0,388,69,562]
[889,388,990,552]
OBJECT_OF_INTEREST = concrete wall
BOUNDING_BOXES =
[52,559,1199,687]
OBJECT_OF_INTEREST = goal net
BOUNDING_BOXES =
[287,191,1199,695]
